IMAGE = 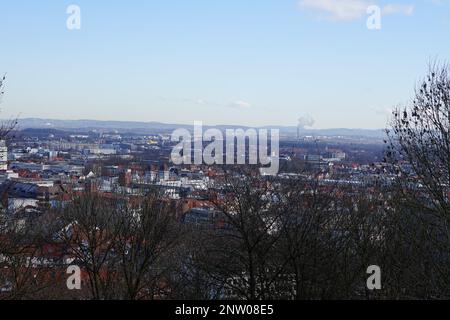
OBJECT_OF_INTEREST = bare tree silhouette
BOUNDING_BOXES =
[386,61,450,297]
[0,75,18,139]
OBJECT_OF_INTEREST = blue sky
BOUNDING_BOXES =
[0,0,449,129]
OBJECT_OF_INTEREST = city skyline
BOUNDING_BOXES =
[1,0,450,128]
[0,1,449,304]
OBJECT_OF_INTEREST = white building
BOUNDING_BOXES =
[0,170,19,183]
[0,140,7,170]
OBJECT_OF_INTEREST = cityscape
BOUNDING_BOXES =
[0,0,449,309]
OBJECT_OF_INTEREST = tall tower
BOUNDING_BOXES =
[0,140,7,170]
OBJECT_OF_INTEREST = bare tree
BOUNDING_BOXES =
[114,192,181,300]
[200,169,288,300]
[0,75,17,139]
[386,61,450,298]
[276,168,385,300]
[0,213,58,300]
[53,190,183,300]
[55,192,124,300]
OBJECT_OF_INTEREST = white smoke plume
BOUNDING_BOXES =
[298,115,315,130]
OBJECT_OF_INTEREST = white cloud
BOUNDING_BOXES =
[370,105,395,117]
[189,98,254,109]
[298,0,414,21]
[299,0,373,21]
[228,100,253,109]
[382,4,414,15]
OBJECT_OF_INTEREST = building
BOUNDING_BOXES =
[0,140,7,170]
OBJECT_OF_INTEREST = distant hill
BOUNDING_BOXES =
[11,118,179,131]
[4,118,386,139]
